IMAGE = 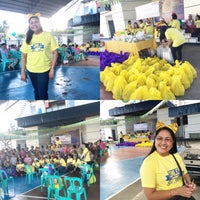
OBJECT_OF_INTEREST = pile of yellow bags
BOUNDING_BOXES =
[100,55,197,100]
[135,141,153,147]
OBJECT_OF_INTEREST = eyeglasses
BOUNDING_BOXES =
[155,137,173,143]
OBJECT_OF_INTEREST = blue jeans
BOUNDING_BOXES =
[28,70,49,100]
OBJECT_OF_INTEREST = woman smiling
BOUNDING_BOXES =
[140,120,196,200]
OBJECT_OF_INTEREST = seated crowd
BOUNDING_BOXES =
[0,43,21,71]
[126,12,200,42]
[57,41,100,65]
[0,139,100,178]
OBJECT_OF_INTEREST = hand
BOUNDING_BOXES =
[178,185,194,198]
[49,68,54,79]
[185,180,196,192]
[21,71,27,83]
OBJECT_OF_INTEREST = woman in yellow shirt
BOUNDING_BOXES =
[16,159,25,176]
[140,120,196,200]
[57,154,66,173]
[32,158,40,172]
[72,154,82,172]
[20,14,58,100]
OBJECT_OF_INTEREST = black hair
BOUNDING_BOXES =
[146,126,177,158]
[26,16,43,44]
[172,13,177,19]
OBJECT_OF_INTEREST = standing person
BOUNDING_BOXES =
[126,20,133,35]
[118,131,124,143]
[170,13,181,31]
[165,27,185,63]
[140,120,196,200]
[20,14,59,100]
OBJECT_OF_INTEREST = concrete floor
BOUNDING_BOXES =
[0,56,100,100]
[100,43,200,100]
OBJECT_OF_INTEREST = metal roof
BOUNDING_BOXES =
[16,102,100,128]
[0,0,72,18]
[109,101,176,117]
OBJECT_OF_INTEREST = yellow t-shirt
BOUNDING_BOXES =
[16,163,24,170]
[139,22,145,29]
[72,158,82,167]
[20,32,59,73]
[83,147,91,162]
[59,158,66,167]
[66,158,73,164]
[140,151,187,190]
[145,25,154,35]
[39,159,45,166]
[126,23,133,34]
[45,158,50,164]
[195,20,200,28]
[55,140,62,146]
[170,19,180,30]
[32,161,40,168]
[165,28,185,47]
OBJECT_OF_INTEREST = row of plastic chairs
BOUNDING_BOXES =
[58,48,85,64]
[0,51,22,72]
[47,175,87,200]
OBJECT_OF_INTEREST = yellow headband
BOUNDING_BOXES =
[28,13,41,19]
[156,120,178,134]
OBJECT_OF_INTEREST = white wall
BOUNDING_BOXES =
[185,114,200,138]
[82,116,100,143]
[157,108,172,124]
[184,0,200,19]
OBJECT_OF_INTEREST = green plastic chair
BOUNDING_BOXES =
[80,163,96,187]
[44,164,59,175]
[63,176,87,200]
[24,165,38,184]
[0,170,15,199]
[38,168,51,192]
[46,175,64,200]
[0,53,14,72]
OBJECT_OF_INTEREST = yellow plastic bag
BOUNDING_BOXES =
[122,81,137,100]
[146,77,156,89]
[171,75,185,96]
[112,76,127,99]
[158,82,176,100]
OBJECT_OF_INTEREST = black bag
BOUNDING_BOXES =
[169,196,196,200]
[171,154,196,200]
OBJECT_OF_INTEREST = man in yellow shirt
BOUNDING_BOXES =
[165,27,185,62]
[82,143,91,163]
[126,20,133,35]
[169,13,181,31]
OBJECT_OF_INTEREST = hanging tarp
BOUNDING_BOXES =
[135,1,160,20]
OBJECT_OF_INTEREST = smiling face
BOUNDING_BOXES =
[29,17,42,34]
[155,129,174,156]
